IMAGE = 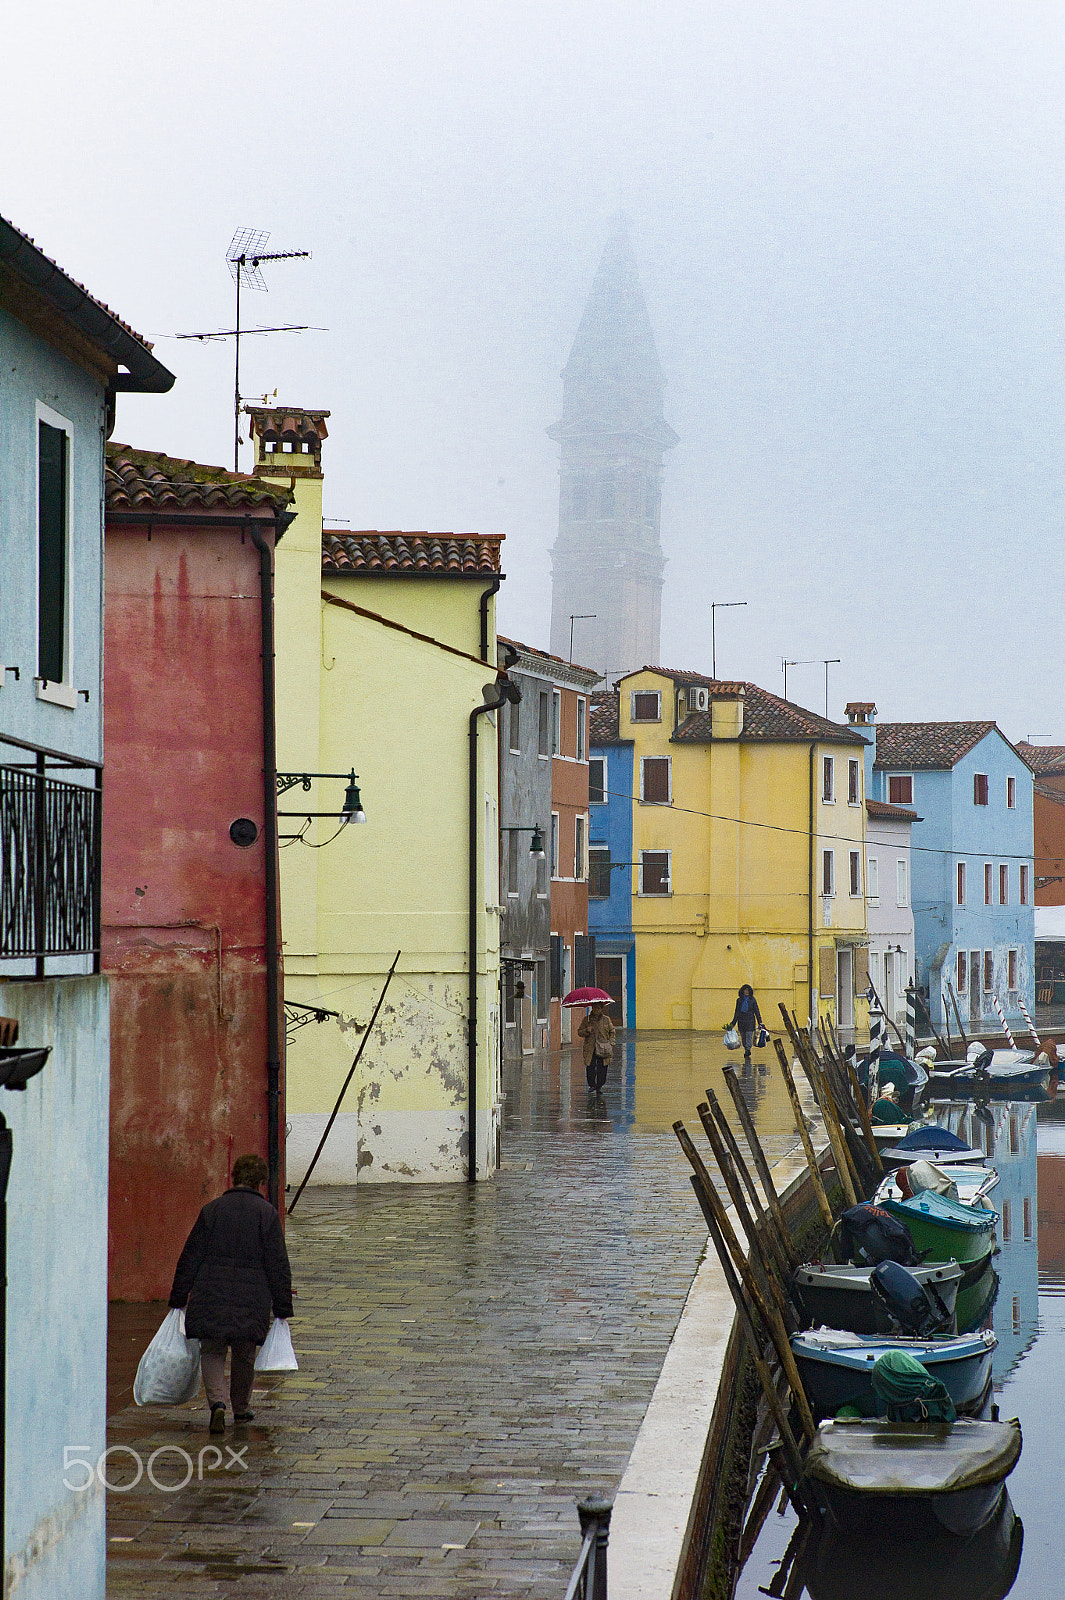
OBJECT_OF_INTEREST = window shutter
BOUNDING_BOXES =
[854,946,869,992]
[549,934,563,999]
[574,934,596,989]
[642,758,670,803]
[818,946,836,996]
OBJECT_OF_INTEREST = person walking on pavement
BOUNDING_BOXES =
[728,984,763,1064]
[578,1001,616,1093]
[168,1152,293,1434]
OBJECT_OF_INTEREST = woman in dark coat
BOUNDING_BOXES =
[169,1153,293,1433]
[728,984,763,1063]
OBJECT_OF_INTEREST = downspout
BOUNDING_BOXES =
[479,576,502,663]
[809,740,817,1032]
[469,678,512,1182]
[248,517,288,1209]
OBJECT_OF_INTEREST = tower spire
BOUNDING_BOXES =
[548,219,677,681]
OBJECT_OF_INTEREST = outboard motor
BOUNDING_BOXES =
[870,1259,952,1337]
[837,1203,922,1267]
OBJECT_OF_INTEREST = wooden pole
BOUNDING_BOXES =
[696,1102,795,1321]
[674,1122,816,1443]
[780,1005,858,1208]
[722,1066,801,1270]
[808,1045,866,1199]
[947,982,969,1050]
[705,1086,763,1213]
[772,1038,835,1233]
[842,1052,884,1175]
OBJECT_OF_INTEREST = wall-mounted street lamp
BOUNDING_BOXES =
[501,825,547,858]
[277,769,366,842]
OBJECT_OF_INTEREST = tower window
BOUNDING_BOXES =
[599,473,615,518]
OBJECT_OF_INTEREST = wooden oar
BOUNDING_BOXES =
[673,1122,816,1444]
[772,1038,835,1234]
[841,1051,884,1175]
[705,1088,793,1279]
[722,1066,801,1270]
[697,1101,795,1322]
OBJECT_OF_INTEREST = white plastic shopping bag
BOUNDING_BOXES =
[133,1308,201,1405]
[723,1025,741,1051]
[254,1318,298,1372]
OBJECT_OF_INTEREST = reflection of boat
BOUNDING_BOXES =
[790,1329,997,1419]
[881,1190,998,1265]
[928,1058,1051,1099]
[955,1261,1000,1335]
[803,1484,1023,1598]
[792,1261,964,1335]
[804,1416,1021,1538]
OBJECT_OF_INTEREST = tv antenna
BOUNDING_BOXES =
[176,229,316,471]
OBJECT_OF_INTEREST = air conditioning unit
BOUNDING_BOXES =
[693,686,709,712]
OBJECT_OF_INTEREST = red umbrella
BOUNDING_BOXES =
[561,987,612,1008]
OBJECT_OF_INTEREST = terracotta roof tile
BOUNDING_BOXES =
[873,722,1001,770]
[105,443,292,514]
[866,798,919,822]
[674,684,865,746]
[322,530,503,576]
[497,635,599,681]
[1018,743,1065,776]
[590,690,621,743]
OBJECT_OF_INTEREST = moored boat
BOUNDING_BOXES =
[873,1162,1000,1207]
[881,1125,988,1168]
[803,1415,1021,1537]
[792,1260,963,1336]
[881,1189,998,1265]
[928,1058,1051,1099]
[790,1328,997,1419]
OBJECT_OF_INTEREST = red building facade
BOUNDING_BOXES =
[102,445,292,1299]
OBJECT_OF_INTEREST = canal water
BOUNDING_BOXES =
[734,1095,1062,1600]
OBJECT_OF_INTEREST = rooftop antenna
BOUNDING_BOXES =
[176,229,315,471]
[783,657,816,703]
[569,614,596,664]
[821,659,841,719]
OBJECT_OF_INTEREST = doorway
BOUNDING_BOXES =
[595,956,625,1024]
[883,950,895,1024]
[969,951,981,1021]
[837,948,854,1028]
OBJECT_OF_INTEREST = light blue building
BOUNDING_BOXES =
[0,217,172,1598]
[867,718,1035,1033]
[588,692,636,1027]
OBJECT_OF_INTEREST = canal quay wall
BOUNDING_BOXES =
[609,1141,834,1600]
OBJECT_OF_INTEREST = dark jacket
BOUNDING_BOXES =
[729,992,763,1030]
[169,1187,293,1344]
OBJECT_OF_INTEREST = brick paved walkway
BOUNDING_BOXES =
[106,1036,800,1597]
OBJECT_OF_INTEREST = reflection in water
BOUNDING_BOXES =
[735,1097,1056,1600]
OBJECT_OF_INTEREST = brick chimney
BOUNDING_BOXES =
[246,406,330,480]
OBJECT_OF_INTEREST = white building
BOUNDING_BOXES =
[865,797,917,1029]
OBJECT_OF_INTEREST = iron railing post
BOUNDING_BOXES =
[577,1497,612,1600]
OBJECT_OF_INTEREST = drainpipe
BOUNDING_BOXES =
[469,677,515,1182]
[479,577,501,663]
[805,742,812,1030]
[248,518,284,1209]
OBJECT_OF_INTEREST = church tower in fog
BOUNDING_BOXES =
[548,217,677,681]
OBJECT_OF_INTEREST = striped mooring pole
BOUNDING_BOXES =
[991,993,1017,1050]
[867,988,883,1086]
[1017,993,1041,1050]
[905,985,917,1058]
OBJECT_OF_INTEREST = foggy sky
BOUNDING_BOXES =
[5,1,1065,739]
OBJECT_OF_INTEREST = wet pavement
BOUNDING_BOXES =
[105,1032,803,1597]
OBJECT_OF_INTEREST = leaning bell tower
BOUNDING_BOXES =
[548,217,678,681]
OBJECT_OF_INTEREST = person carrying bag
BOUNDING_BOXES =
[725,984,764,1064]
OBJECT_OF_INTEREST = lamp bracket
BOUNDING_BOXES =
[276,771,355,797]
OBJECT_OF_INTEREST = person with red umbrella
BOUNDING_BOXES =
[564,987,616,1094]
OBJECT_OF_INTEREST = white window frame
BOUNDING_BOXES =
[1008,948,1019,992]
[639,755,672,804]
[576,697,587,763]
[506,829,520,898]
[551,689,562,756]
[957,950,968,994]
[999,863,1009,906]
[866,853,879,904]
[984,862,993,906]
[822,848,835,898]
[888,774,913,806]
[630,690,661,723]
[896,858,908,907]
[823,756,835,803]
[508,694,521,755]
[574,814,588,881]
[848,758,860,806]
[589,756,606,805]
[974,772,989,806]
[638,849,672,897]
[1020,863,1030,905]
[957,860,967,905]
[550,812,559,880]
[35,401,77,708]
[983,949,993,992]
[849,850,861,898]
[1007,775,1016,809]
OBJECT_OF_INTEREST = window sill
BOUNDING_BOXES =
[638,800,672,807]
[35,678,77,709]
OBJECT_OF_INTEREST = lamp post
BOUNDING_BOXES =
[710,601,746,680]
[276,770,367,839]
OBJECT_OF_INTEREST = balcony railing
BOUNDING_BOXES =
[0,743,101,974]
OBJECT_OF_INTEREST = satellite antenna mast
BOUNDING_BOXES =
[177,229,314,471]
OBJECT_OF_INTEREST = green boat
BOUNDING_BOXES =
[881,1191,998,1266]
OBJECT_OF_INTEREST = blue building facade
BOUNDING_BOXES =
[0,217,172,1598]
[868,720,1035,1033]
[588,693,636,1027]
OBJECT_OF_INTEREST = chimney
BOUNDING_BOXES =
[246,406,330,480]
[845,701,877,727]
[711,689,744,740]
[846,703,878,797]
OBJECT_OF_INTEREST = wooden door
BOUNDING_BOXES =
[595,956,624,1024]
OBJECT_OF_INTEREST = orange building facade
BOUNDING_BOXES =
[549,671,599,1048]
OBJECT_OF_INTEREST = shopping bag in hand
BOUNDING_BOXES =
[254,1318,298,1372]
[133,1308,201,1405]
[756,1026,769,1048]
[723,1025,741,1050]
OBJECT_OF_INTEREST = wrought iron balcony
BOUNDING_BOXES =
[0,739,101,975]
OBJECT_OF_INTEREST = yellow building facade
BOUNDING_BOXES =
[618,670,870,1035]
[248,408,507,1185]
